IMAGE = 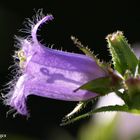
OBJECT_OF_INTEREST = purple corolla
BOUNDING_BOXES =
[4,13,106,115]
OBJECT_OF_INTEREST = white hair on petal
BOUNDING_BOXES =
[19,9,53,45]
[19,9,45,34]
[2,9,53,116]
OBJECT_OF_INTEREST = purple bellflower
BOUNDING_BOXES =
[4,12,106,116]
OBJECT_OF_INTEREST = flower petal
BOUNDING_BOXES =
[25,51,105,101]
[5,13,106,115]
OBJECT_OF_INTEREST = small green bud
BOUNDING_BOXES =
[106,31,138,76]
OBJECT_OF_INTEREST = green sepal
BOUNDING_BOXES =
[71,36,109,71]
[74,75,121,95]
[60,105,128,126]
[106,31,138,76]
[62,98,98,121]
[63,101,85,120]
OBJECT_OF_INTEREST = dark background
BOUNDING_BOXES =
[0,0,140,139]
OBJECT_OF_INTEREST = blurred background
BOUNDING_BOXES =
[1,0,140,140]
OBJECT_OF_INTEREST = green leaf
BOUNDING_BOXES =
[74,76,120,95]
[106,31,138,76]
[60,105,128,126]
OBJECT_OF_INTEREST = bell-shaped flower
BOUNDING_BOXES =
[4,13,106,115]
